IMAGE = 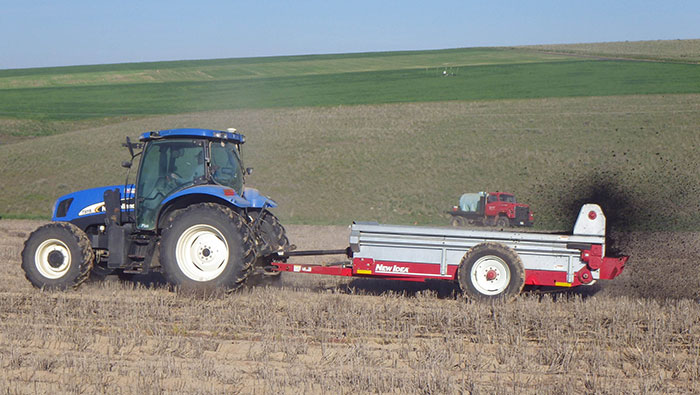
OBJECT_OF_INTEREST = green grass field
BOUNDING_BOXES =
[0,41,698,229]
[2,60,699,123]
[1,46,698,126]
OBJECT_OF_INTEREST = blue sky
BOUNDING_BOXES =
[1,0,698,69]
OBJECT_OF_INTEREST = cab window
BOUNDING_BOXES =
[209,141,243,193]
[136,139,204,229]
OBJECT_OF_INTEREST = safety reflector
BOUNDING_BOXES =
[554,281,573,287]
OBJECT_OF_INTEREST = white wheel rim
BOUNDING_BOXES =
[471,255,511,296]
[175,224,229,282]
[35,239,72,279]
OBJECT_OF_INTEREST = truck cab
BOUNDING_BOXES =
[483,192,534,226]
[450,191,534,227]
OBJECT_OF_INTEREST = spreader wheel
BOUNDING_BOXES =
[457,243,525,300]
[160,203,256,291]
[21,222,94,290]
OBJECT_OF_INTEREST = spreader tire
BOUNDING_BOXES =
[457,243,525,300]
[160,203,256,291]
[21,222,94,290]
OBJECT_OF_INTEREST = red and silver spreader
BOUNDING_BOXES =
[270,204,627,299]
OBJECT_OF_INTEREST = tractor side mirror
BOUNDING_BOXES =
[126,137,135,158]
[122,161,132,169]
[246,167,254,175]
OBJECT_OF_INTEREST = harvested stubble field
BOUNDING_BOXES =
[1,220,700,393]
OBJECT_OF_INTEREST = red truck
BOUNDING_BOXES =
[448,192,534,227]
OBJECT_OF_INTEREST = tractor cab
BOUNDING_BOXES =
[129,129,246,230]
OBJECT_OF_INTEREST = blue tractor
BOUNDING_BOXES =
[21,128,289,290]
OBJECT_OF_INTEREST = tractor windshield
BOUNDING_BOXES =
[209,141,243,193]
[136,139,205,229]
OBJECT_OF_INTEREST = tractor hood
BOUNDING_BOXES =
[53,184,277,231]
[52,185,134,222]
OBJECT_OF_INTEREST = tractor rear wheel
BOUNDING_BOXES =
[21,222,94,290]
[457,243,525,300]
[253,210,289,256]
[160,203,256,291]
[251,210,289,280]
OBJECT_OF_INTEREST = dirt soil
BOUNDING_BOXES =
[1,219,699,393]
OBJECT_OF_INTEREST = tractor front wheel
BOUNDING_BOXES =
[160,203,256,291]
[21,222,94,290]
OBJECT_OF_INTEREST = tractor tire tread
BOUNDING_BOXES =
[161,203,256,291]
[21,222,94,290]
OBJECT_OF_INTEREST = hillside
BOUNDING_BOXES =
[521,39,700,63]
[0,40,698,229]
[1,94,698,230]
[1,44,699,140]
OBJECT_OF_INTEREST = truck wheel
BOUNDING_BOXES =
[457,243,525,300]
[160,203,256,291]
[451,216,466,227]
[496,216,509,228]
[21,223,94,290]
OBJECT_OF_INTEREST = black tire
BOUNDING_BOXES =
[251,210,289,281]
[457,243,525,300]
[495,216,509,228]
[21,222,94,290]
[253,210,290,256]
[450,216,466,227]
[159,203,256,291]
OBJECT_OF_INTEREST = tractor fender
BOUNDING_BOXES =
[157,185,277,229]
[242,187,278,208]
[160,185,277,210]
